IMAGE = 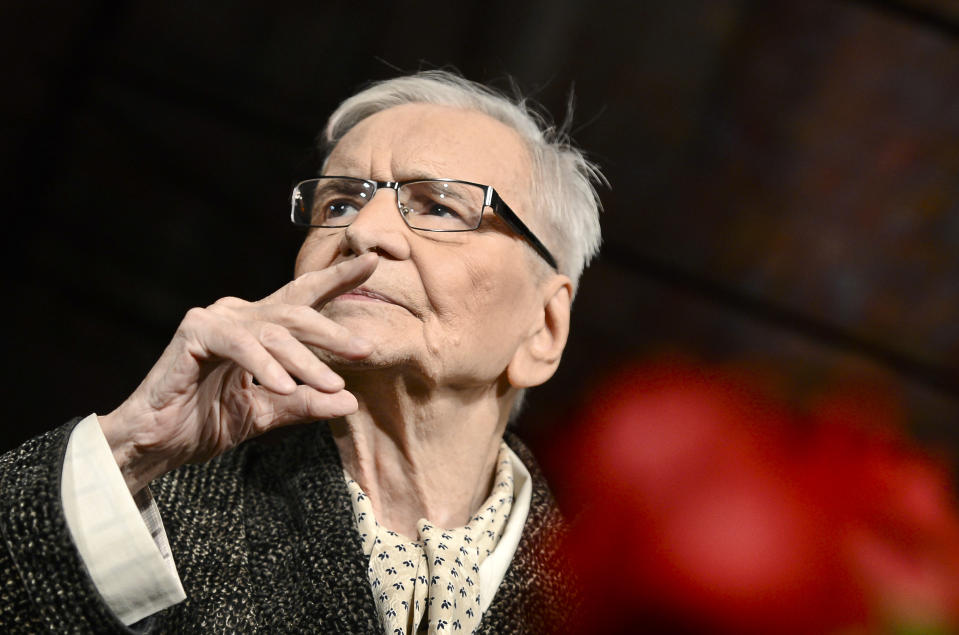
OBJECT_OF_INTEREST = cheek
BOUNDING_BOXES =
[468,251,536,317]
[426,255,534,350]
[294,232,339,276]
[467,268,520,331]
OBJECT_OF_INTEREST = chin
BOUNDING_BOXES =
[323,303,412,335]
[310,341,407,373]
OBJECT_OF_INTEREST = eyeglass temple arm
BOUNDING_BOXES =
[488,190,558,270]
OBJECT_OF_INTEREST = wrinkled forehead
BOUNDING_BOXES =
[324,103,533,213]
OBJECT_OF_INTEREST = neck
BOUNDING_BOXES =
[331,370,512,538]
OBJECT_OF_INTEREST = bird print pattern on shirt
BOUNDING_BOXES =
[345,443,514,635]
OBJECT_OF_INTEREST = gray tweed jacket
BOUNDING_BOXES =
[0,418,575,633]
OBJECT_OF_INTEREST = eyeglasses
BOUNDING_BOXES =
[290,176,557,269]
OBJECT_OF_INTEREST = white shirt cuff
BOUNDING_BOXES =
[61,413,186,625]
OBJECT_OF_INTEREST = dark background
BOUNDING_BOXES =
[2,0,958,456]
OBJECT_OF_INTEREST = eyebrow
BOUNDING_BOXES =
[400,170,445,182]
[313,179,371,197]
[414,180,478,206]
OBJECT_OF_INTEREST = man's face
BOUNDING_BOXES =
[295,103,551,389]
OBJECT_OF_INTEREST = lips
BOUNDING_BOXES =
[334,285,409,312]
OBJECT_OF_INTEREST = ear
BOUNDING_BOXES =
[506,274,573,388]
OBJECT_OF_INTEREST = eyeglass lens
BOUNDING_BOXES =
[294,177,486,232]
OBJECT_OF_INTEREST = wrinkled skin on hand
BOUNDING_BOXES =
[98,253,379,493]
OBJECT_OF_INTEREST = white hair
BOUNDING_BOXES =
[322,70,604,291]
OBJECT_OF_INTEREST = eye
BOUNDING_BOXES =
[324,200,359,219]
[398,181,481,230]
[424,202,462,219]
[311,197,362,225]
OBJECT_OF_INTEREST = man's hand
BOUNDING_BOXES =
[98,253,379,494]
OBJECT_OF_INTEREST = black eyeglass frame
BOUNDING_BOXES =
[291,176,558,270]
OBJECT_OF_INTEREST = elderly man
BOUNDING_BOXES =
[0,71,602,633]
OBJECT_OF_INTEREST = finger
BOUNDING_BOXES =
[250,304,373,360]
[253,385,359,431]
[262,253,379,308]
[254,322,346,392]
[184,309,297,394]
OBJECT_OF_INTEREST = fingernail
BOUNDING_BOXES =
[333,391,359,415]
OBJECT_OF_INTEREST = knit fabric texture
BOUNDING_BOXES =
[0,418,578,633]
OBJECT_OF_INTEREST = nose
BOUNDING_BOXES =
[342,187,412,261]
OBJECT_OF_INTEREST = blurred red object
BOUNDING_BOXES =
[546,361,959,634]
